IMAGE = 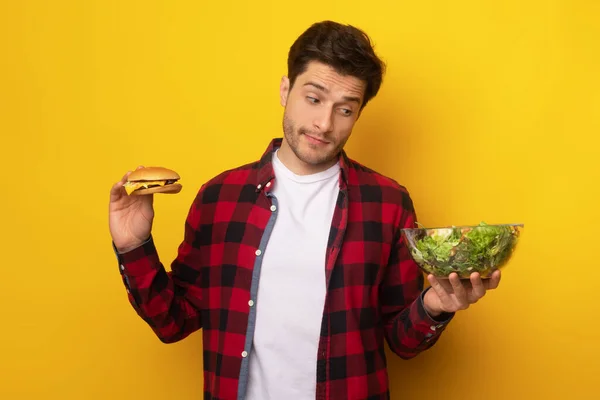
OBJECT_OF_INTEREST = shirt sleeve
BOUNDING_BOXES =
[380,194,454,359]
[113,191,206,343]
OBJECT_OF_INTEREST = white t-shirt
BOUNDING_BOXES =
[245,149,340,400]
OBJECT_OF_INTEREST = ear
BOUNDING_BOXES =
[280,76,290,107]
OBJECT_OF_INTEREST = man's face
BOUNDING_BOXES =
[279,61,366,171]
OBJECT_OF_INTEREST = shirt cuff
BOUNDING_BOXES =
[112,235,160,277]
[414,286,455,337]
[420,286,455,323]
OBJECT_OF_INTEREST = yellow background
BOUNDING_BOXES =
[1,1,599,399]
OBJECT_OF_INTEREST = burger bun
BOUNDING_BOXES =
[127,166,180,182]
[124,166,182,196]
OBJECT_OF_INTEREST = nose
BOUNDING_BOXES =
[313,107,334,133]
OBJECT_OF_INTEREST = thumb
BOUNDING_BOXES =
[110,180,125,203]
[110,170,133,203]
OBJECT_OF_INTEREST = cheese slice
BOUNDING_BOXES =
[123,180,167,195]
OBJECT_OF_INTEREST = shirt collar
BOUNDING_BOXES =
[255,138,350,192]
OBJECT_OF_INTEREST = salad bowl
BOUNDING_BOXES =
[401,222,524,279]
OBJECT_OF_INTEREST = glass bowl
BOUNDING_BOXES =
[401,222,524,279]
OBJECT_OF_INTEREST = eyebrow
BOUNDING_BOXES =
[303,81,362,104]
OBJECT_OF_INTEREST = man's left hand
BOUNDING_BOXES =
[423,270,501,317]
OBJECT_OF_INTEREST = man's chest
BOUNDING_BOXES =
[201,188,395,292]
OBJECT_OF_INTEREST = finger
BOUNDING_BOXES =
[487,269,501,290]
[449,273,468,308]
[136,165,145,170]
[427,274,453,306]
[470,272,486,300]
[147,190,154,207]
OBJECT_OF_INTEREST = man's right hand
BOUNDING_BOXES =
[109,166,155,253]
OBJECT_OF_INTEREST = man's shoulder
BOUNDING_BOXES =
[345,157,415,212]
[345,156,408,192]
[202,159,261,188]
[188,138,279,205]
[184,158,265,207]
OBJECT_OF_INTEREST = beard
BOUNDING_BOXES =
[282,113,346,167]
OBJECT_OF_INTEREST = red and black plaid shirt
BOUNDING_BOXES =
[115,138,454,400]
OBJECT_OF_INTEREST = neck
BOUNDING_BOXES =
[277,140,338,175]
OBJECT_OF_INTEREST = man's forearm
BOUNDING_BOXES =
[114,235,203,343]
[384,288,454,359]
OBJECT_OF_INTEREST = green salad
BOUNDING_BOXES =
[406,222,522,278]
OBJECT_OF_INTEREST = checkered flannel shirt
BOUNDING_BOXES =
[114,138,453,400]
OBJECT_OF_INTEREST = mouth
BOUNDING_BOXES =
[303,133,329,145]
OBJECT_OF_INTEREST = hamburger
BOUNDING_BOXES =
[124,166,182,195]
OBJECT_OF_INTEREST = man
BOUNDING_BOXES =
[109,20,501,400]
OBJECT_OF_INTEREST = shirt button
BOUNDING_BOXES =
[266,181,271,188]
[241,351,248,358]
[256,184,262,190]
[248,300,254,306]
[120,265,125,271]
[270,205,277,212]
[255,249,262,256]
[430,325,436,331]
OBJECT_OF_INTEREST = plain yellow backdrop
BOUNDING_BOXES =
[1,1,599,399]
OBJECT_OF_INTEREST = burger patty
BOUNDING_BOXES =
[124,179,179,195]
[143,179,178,188]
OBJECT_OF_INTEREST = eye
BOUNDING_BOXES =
[306,96,320,104]
[339,108,353,117]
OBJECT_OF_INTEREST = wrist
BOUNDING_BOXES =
[423,287,443,318]
[114,239,147,254]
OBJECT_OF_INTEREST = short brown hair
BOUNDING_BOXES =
[287,20,386,110]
